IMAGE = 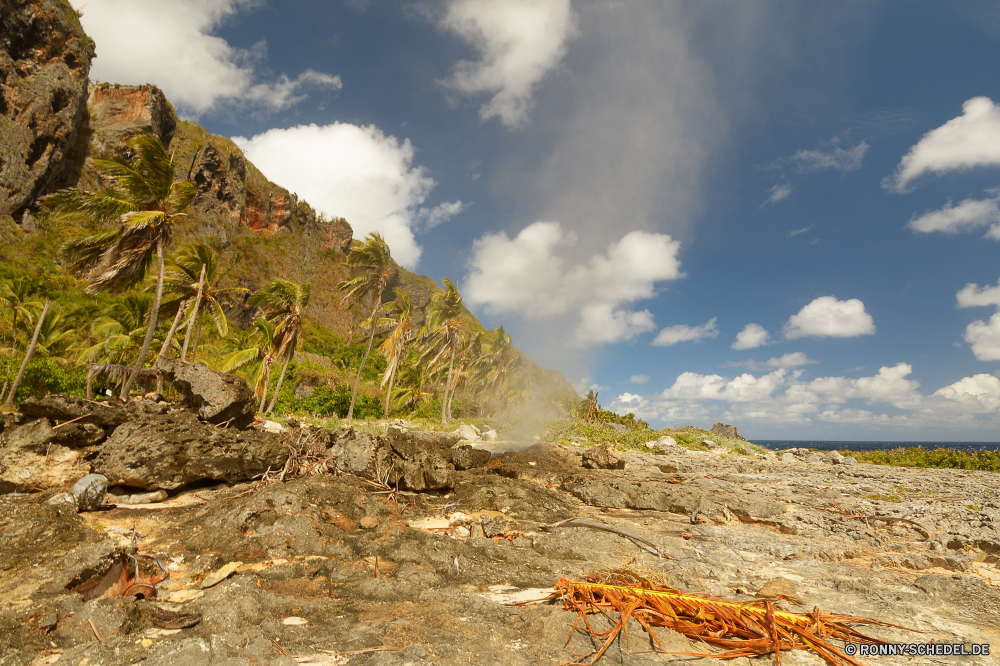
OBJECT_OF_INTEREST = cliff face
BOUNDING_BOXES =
[0,0,93,219]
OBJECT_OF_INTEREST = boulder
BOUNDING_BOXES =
[0,419,92,493]
[650,436,682,454]
[18,395,128,427]
[326,427,389,478]
[823,451,844,465]
[455,424,480,441]
[385,426,461,491]
[702,439,719,449]
[159,360,256,429]
[0,0,94,220]
[582,442,625,470]
[92,411,287,491]
[710,422,747,441]
[480,426,497,442]
[69,473,108,511]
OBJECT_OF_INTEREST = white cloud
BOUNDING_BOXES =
[791,140,869,173]
[609,362,1000,433]
[651,318,718,347]
[762,183,792,206]
[885,97,1000,192]
[629,374,650,385]
[233,123,441,269]
[463,221,683,346]
[766,352,819,369]
[784,296,876,339]
[788,225,813,237]
[75,0,341,117]
[957,279,1000,308]
[907,195,1000,238]
[732,323,769,350]
[933,374,1000,412]
[415,201,468,230]
[964,312,1000,361]
[438,0,577,128]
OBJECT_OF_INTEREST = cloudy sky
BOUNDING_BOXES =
[75,0,1000,440]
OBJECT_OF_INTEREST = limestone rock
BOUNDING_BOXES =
[0,0,94,219]
[0,419,90,493]
[69,473,107,511]
[650,436,682,454]
[85,84,176,155]
[582,442,625,470]
[92,411,287,491]
[710,422,747,441]
[159,359,256,428]
[455,424,480,441]
[18,394,127,427]
[325,427,389,478]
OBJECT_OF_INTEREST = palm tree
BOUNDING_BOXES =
[421,278,465,424]
[376,288,414,419]
[76,294,154,366]
[390,355,432,413]
[50,135,197,399]
[249,279,310,414]
[221,318,277,407]
[475,326,522,415]
[3,300,50,408]
[22,302,74,359]
[444,330,482,421]
[160,241,246,357]
[0,277,41,350]
[338,232,394,421]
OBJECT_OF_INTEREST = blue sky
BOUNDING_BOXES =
[75,0,1000,439]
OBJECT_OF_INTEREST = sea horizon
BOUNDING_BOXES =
[754,440,1000,452]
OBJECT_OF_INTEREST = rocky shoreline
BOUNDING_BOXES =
[2,395,999,666]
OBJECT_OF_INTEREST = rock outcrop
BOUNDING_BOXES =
[0,0,93,220]
[710,422,747,441]
[158,360,257,429]
[85,84,176,154]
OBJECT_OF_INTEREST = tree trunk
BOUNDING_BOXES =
[266,348,292,414]
[180,264,206,362]
[155,299,187,366]
[347,300,380,421]
[382,365,397,420]
[3,300,50,408]
[257,358,271,415]
[441,344,456,424]
[120,243,164,400]
[192,308,204,352]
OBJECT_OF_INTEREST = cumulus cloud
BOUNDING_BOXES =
[907,194,1000,238]
[784,296,876,339]
[234,123,445,269]
[725,352,819,372]
[732,323,770,350]
[629,374,650,385]
[762,183,792,206]
[437,0,577,128]
[957,279,1000,308]
[415,201,468,230]
[608,362,1000,433]
[652,318,719,347]
[790,140,869,173]
[462,221,682,346]
[74,0,341,117]
[964,313,1000,361]
[885,97,1000,192]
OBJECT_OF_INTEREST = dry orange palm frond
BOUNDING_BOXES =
[555,571,920,666]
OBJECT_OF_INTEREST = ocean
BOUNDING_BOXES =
[754,440,1000,452]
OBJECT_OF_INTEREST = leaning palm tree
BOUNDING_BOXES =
[376,288,414,419]
[474,326,523,415]
[3,300,50,408]
[22,302,74,360]
[159,241,247,356]
[75,294,153,366]
[249,279,310,414]
[338,232,394,421]
[0,277,41,350]
[221,318,277,407]
[420,278,465,424]
[50,135,197,399]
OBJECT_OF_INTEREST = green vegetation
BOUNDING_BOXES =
[844,447,1000,473]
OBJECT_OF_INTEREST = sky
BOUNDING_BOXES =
[73,0,1000,440]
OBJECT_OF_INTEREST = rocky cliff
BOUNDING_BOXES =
[0,0,93,220]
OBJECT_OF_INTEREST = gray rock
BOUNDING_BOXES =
[18,395,128,427]
[325,427,387,478]
[840,456,858,466]
[823,451,844,464]
[92,411,287,490]
[710,422,747,441]
[582,442,625,470]
[456,424,480,441]
[386,426,460,490]
[70,473,108,511]
[780,452,796,462]
[159,360,256,428]
[0,0,94,219]
[806,454,823,463]
[115,489,168,505]
[702,439,718,449]
[651,436,679,453]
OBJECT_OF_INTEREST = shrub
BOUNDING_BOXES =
[0,358,87,402]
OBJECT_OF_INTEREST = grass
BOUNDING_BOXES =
[544,420,769,456]
[843,446,1000,473]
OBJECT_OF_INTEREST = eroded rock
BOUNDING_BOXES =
[159,360,256,429]
[92,411,287,490]
[582,442,625,470]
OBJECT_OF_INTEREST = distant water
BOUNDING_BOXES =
[755,440,1000,452]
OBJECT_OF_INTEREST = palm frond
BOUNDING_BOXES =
[555,572,920,666]
[168,180,198,212]
[46,187,139,223]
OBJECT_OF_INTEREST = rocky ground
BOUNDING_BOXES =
[2,397,999,666]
